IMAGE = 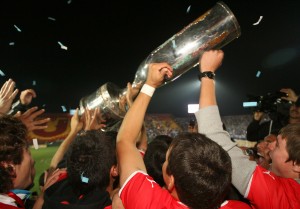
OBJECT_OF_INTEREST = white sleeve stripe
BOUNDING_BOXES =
[244,174,254,198]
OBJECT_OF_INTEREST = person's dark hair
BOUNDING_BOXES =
[167,132,232,209]
[144,135,173,187]
[279,123,300,165]
[104,130,119,189]
[66,130,115,194]
[104,131,117,166]
[0,115,28,193]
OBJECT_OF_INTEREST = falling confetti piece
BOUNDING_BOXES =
[0,70,5,76]
[61,105,67,112]
[253,16,263,25]
[186,5,191,13]
[33,138,39,149]
[69,109,76,115]
[58,41,68,50]
[32,80,36,86]
[61,45,68,50]
[256,70,261,77]
[48,17,56,21]
[14,24,22,32]
[9,42,15,46]
[67,0,72,4]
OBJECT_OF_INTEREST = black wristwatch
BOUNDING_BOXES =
[198,71,215,80]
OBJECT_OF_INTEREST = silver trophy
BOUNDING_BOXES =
[79,1,241,131]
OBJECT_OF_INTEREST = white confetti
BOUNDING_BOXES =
[9,42,15,46]
[0,70,5,76]
[14,24,22,32]
[61,105,67,112]
[69,109,76,115]
[256,70,261,77]
[32,80,36,86]
[61,45,68,50]
[253,16,263,25]
[186,5,191,13]
[33,138,39,150]
[67,0,72,4]
[48,17,56,21]
[58,41,68,50]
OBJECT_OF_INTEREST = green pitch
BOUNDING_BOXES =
[30,146,59,195]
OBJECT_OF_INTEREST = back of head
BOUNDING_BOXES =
[0,115,28,193]
[104,131,118,166]
[67,130,115,193]
[279,123,300,165]
[167,132,232,209]
[144,135,173,187]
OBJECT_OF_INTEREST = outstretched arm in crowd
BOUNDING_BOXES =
[49,108,83,171]
[14,106,50,131]
[117,63,172,186]
[126,82,148,153]
[195,50,257,195]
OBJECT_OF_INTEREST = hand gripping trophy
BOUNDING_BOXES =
[79,1,241,131]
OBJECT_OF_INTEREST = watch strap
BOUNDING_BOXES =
[198,71,215,80]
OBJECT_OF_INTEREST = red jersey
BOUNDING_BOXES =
[246,166,300,209]
[221,200,251,209]
[119,171,188,209]
[0,202,20,209]
[119,171,251,209]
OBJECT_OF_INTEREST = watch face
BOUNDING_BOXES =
[206,72,214,78]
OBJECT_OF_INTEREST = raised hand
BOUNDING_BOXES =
[146,63,173,88]
[83,107,106,131]
[15,107,50,131]
[280,88,298,102]
[20,89,37,105]
[0,79,19,114]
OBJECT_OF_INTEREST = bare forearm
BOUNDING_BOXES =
[118,93,150,145]
[49,131,77,169]
[32,193,44,209]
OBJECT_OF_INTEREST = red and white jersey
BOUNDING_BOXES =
[246,166,300,209]
[0,202,20,209]
[119,171,188,209]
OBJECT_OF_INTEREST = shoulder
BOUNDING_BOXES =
[221,200,251,209]
[119,171,185,209]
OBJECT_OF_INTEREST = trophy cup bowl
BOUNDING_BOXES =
[79,1,241,131]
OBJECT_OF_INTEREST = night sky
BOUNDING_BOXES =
[1,0,299,117]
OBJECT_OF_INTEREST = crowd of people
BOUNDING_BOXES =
[0,50,299,209]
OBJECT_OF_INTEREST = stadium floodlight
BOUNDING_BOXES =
[188,104,199,113]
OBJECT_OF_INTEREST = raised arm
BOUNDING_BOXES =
[49,108,83,170]
[117,63,172,186]
[195,50,257,195]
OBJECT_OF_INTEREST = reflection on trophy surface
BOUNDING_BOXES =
[79,1,241,131]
